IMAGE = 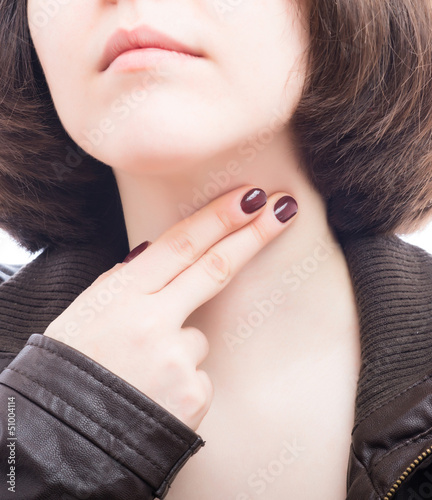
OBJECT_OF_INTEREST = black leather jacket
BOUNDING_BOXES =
[1,233,432,499]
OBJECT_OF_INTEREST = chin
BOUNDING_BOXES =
[79,123,250,176]
[90,133,224,175]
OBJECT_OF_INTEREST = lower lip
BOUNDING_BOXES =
[107,48,200,72]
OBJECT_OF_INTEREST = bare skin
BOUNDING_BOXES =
[166,228,361,499]
[161,185,361,499]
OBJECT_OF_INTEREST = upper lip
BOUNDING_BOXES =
[100,24,203,71]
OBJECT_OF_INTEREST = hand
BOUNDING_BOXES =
[44,185,298,431]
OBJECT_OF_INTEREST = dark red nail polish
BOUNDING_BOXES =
[123,240,151,263]
[240,188,267,214]
[274,196,298,223]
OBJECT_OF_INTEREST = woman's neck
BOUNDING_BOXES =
[113,128,360,351]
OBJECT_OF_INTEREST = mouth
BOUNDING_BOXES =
[100,24,204,72]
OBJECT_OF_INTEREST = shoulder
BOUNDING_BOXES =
[0,263,24,285]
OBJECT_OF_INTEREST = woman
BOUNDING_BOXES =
[1,0,432,498]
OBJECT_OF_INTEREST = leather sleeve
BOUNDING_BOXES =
[0,333,205,500]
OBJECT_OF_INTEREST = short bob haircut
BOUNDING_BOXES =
[1,0,432,253]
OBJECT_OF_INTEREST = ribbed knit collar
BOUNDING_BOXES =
[339,232,432,427]
[1,216,432,428]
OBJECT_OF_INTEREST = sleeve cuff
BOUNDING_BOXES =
[0,333,205,498]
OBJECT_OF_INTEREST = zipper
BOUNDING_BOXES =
[383,446,432,499]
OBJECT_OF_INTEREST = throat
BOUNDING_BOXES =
[182,231,361,389]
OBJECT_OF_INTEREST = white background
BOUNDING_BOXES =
[1,222,432,266]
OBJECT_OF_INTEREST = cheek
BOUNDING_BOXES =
[28,1,96,136]
[212,1,309,124]
[37,47,88,144]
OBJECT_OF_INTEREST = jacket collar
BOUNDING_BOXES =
[2,215,432,498]
[339,233,432,499]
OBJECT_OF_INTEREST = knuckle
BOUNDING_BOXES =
[196,372,213,410]
[198,334,210,359]
[249,220,269,245]
[214,208,234,232]
[201,251,231,284]
[168,230,198,262]
[135,311,161,336]
[197,369,212,395]
[163,343,187,370]
[184,384,208,411]
[186,327,209,353]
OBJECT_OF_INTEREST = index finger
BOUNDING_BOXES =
[125,185,268,293]
[160,192,298,325]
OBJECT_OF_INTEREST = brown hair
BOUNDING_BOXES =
[293,0,432,234]
[1,0,432,253]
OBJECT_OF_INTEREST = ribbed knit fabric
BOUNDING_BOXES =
[1,214,432,430]
[0,242,129,353]
[0,263,22,283]
[0,203,130,354]
[338,233,432,427]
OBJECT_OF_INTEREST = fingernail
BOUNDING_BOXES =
[274,196,298,223]
[123,240,151,263]
[240,188,267,214]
